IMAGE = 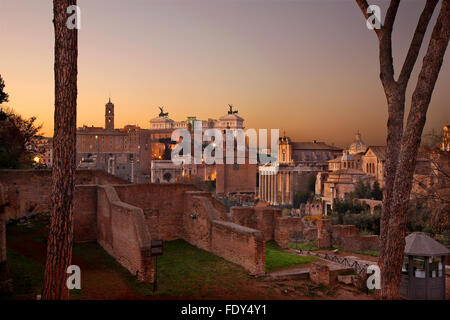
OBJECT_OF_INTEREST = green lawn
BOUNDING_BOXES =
[126,239,253,297]
[5,215,259,299]
[265,241,317,273]
[354,249,379,257]
[5,213,325,299]
[4,248,44,299]
[289,240,319,251]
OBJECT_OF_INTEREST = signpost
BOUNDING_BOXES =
[151,240,163,292]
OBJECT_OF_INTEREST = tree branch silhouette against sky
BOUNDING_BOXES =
[0,0,448,147]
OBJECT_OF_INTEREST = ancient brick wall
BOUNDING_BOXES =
[96,185,154,282]
[309,262,345,286]
[74,185,97,242]
[230,207,256,228]
[330,224,380,251]
[331,225,360,239]
[0,169,127,220]
[316,219,332,248]
[230,206,281,241]
[115,184,192,240]
[182,192,265,275]
[113,185,265,276]
[336,235,380,252]
[0,182,12,294]
[274,216,304,248]
[182,193,216,251]
[211,220,265,276]
[215,163,257,195]
[0,170,52,220]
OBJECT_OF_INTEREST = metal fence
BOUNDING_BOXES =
[296,249,371,276]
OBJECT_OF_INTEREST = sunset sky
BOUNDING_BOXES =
[0,0,448,148]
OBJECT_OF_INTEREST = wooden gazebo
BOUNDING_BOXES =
[401,232,449,300]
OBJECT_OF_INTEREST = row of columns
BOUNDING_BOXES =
[258,170,294,205]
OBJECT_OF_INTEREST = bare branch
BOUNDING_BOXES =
[379,0,400,86]
[355,0,382,39]
[398,0,439,87]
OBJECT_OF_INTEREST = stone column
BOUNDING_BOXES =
[330,186,335,210]
[289,172,294,205]
[281,172,286,205]
[258,172,262,198]
[273,172,278,205]
[261,173,265,201]
[0,183,12,295]
[265,173,268,202]
[268,173,272,204]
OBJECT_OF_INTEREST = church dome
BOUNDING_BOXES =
[348,131,367,155]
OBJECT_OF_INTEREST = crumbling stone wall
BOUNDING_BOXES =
[0,169,127,220]
[230,207,281,241]
[215,163,257,195]
[315,219,380,251]
[74,185,98,242]
[316,219,332,248]
[274,216,302,249]
[3,169,267,279]
[183,192,265,275]
[96,185,154,282]
[330,224,379,251]
[331,225,360,239]
[211,221,265,275]
[309,262,351,286]
[103,184,266,276]
[0,183,12,294]
[115,184,192,240]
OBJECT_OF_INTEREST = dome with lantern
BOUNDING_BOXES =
[348,131,367,155]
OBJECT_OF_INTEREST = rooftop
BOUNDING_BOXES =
[404,232,450,256]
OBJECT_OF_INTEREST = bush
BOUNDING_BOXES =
[293,191,312,208]
[332,199,365,215]
[332,210,380,235]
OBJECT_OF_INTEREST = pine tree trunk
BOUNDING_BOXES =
[42,0,78,300]
[378,0,449,299]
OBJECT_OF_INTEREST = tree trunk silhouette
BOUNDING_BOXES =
[42,0,78,300]
[355,0,449,299]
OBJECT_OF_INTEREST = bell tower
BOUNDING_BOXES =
[279,135,292,164]
[105,98,114,130]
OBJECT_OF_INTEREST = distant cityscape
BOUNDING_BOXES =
[34,99,450,214]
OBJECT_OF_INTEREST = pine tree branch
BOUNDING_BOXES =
[398,0,439,87]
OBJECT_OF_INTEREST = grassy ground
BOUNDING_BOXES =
[289,240,319,251]
[265,241,317,273]
[3,213,374,300]
[354,250,379,257]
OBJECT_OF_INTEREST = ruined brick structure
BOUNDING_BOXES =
[1,169,383,285]
[0,169,128,220]
[0,183,12,294]
[316,219,380,252]
[1,170,267,280]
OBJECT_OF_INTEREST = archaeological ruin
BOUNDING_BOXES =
[0,169,380,283]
